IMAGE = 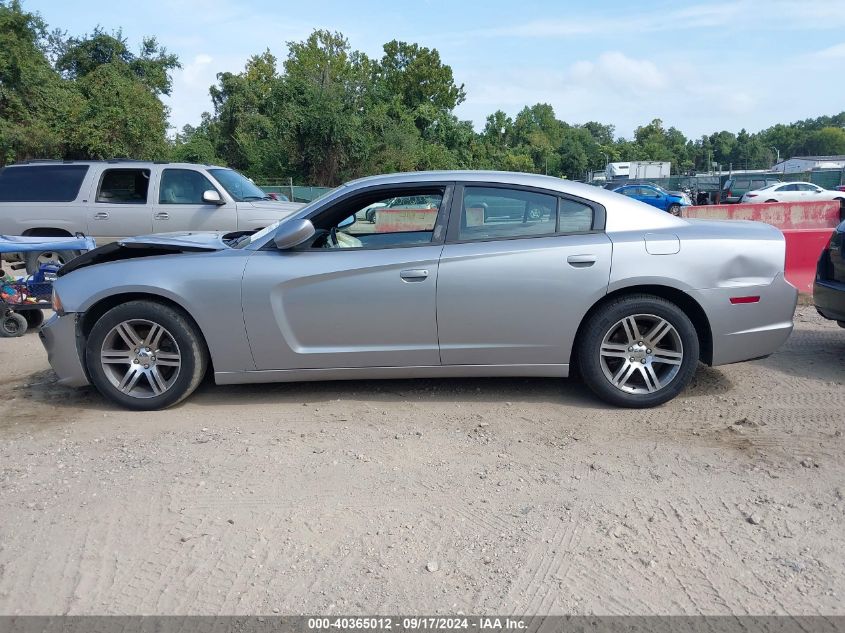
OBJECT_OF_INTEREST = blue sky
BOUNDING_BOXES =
[26,0,845,140]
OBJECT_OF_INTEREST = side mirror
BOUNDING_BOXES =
[203,190,224,205]
[337,214,356,229]
[273,218,316,250]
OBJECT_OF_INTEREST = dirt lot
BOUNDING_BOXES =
[0,306,843,616]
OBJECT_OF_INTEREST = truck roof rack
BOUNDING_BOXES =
[17,159,77,164]
[10,159,222,168]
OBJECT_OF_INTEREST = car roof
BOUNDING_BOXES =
[279,170,687,239]
[343,170,632,207]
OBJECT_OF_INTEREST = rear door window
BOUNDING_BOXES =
[558,198,594,233]
[97,169,150,203]
[458,187,558,241]
[0,165,90,202]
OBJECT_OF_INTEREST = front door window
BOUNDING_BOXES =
[311,189,445,249]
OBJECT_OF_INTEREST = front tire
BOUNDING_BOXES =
[85,300,208,410]
[577,295,700,408]
[667,204,681,216]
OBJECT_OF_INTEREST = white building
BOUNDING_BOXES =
[771,155,845,174]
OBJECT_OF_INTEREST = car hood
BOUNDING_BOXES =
[57,231,231,277]
[238,200,303,213]
[119,231,231,249]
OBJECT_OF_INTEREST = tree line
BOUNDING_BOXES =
[3,0,845,185]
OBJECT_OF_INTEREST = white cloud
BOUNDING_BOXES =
[469,0,845,39]
[454,50,773,138]
[165,53,242,135]
[181,54,214,85]
[814,42,845,58]
[472,2,741,38]
[570,52,666,94]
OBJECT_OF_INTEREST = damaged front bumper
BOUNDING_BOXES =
[39,313,90,388]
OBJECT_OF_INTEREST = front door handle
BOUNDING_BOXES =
[400,269,429,282]
[93,211,109,220]
[154,212,169,220]
[567,254,597,267]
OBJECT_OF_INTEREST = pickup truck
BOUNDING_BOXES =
[0,160,303,271]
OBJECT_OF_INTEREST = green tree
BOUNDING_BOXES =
[804,127,845,156]
[65,62,169,159]
[0,0,79,163]
[376,40,465,130]
[53,28,179,95]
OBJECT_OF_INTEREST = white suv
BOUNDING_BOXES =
[0,160,302,271]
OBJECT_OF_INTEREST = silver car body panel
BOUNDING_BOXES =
[437,233,612,366]
[242,247,444,369]
[40,171,797,390]
[38,313,89,387]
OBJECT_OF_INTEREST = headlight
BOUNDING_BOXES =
[52,287,64,315]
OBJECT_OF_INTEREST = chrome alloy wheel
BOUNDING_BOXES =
[100,319,182,399]
[599,314,684,394]
[37,251,63,266]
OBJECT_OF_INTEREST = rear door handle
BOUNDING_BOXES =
[154,212,169,220]
[93,211,109,220]
[567,254,597,267]
[400,269,429,282]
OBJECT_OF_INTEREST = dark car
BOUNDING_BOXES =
[814,220,845,328]
[721,176,781,204]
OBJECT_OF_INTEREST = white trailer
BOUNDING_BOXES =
[628,161,671,180]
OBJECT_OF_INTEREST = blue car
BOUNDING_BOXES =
[613,183,689,215]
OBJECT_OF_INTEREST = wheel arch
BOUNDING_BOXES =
[79,292,213,373]
[574,284,713,366]
[21,228,73,237]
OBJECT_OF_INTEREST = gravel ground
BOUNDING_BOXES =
[0,306,843,616]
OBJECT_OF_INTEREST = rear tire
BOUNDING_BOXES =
[85,300,208,410]
[765,199,777,203]
[1,312,28,338]
[577,295,700,408]
[24,249,81,274]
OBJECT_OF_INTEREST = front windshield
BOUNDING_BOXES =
[209,168,269,202]
[229,185,344,249]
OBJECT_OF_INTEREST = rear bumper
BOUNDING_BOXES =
[38,312,90,387]
[693,273,798,366]
[814,279,845,323]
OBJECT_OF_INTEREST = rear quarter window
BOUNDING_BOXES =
[0,165,90,202]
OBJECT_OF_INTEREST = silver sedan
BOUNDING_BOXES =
[40,171,798,410]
